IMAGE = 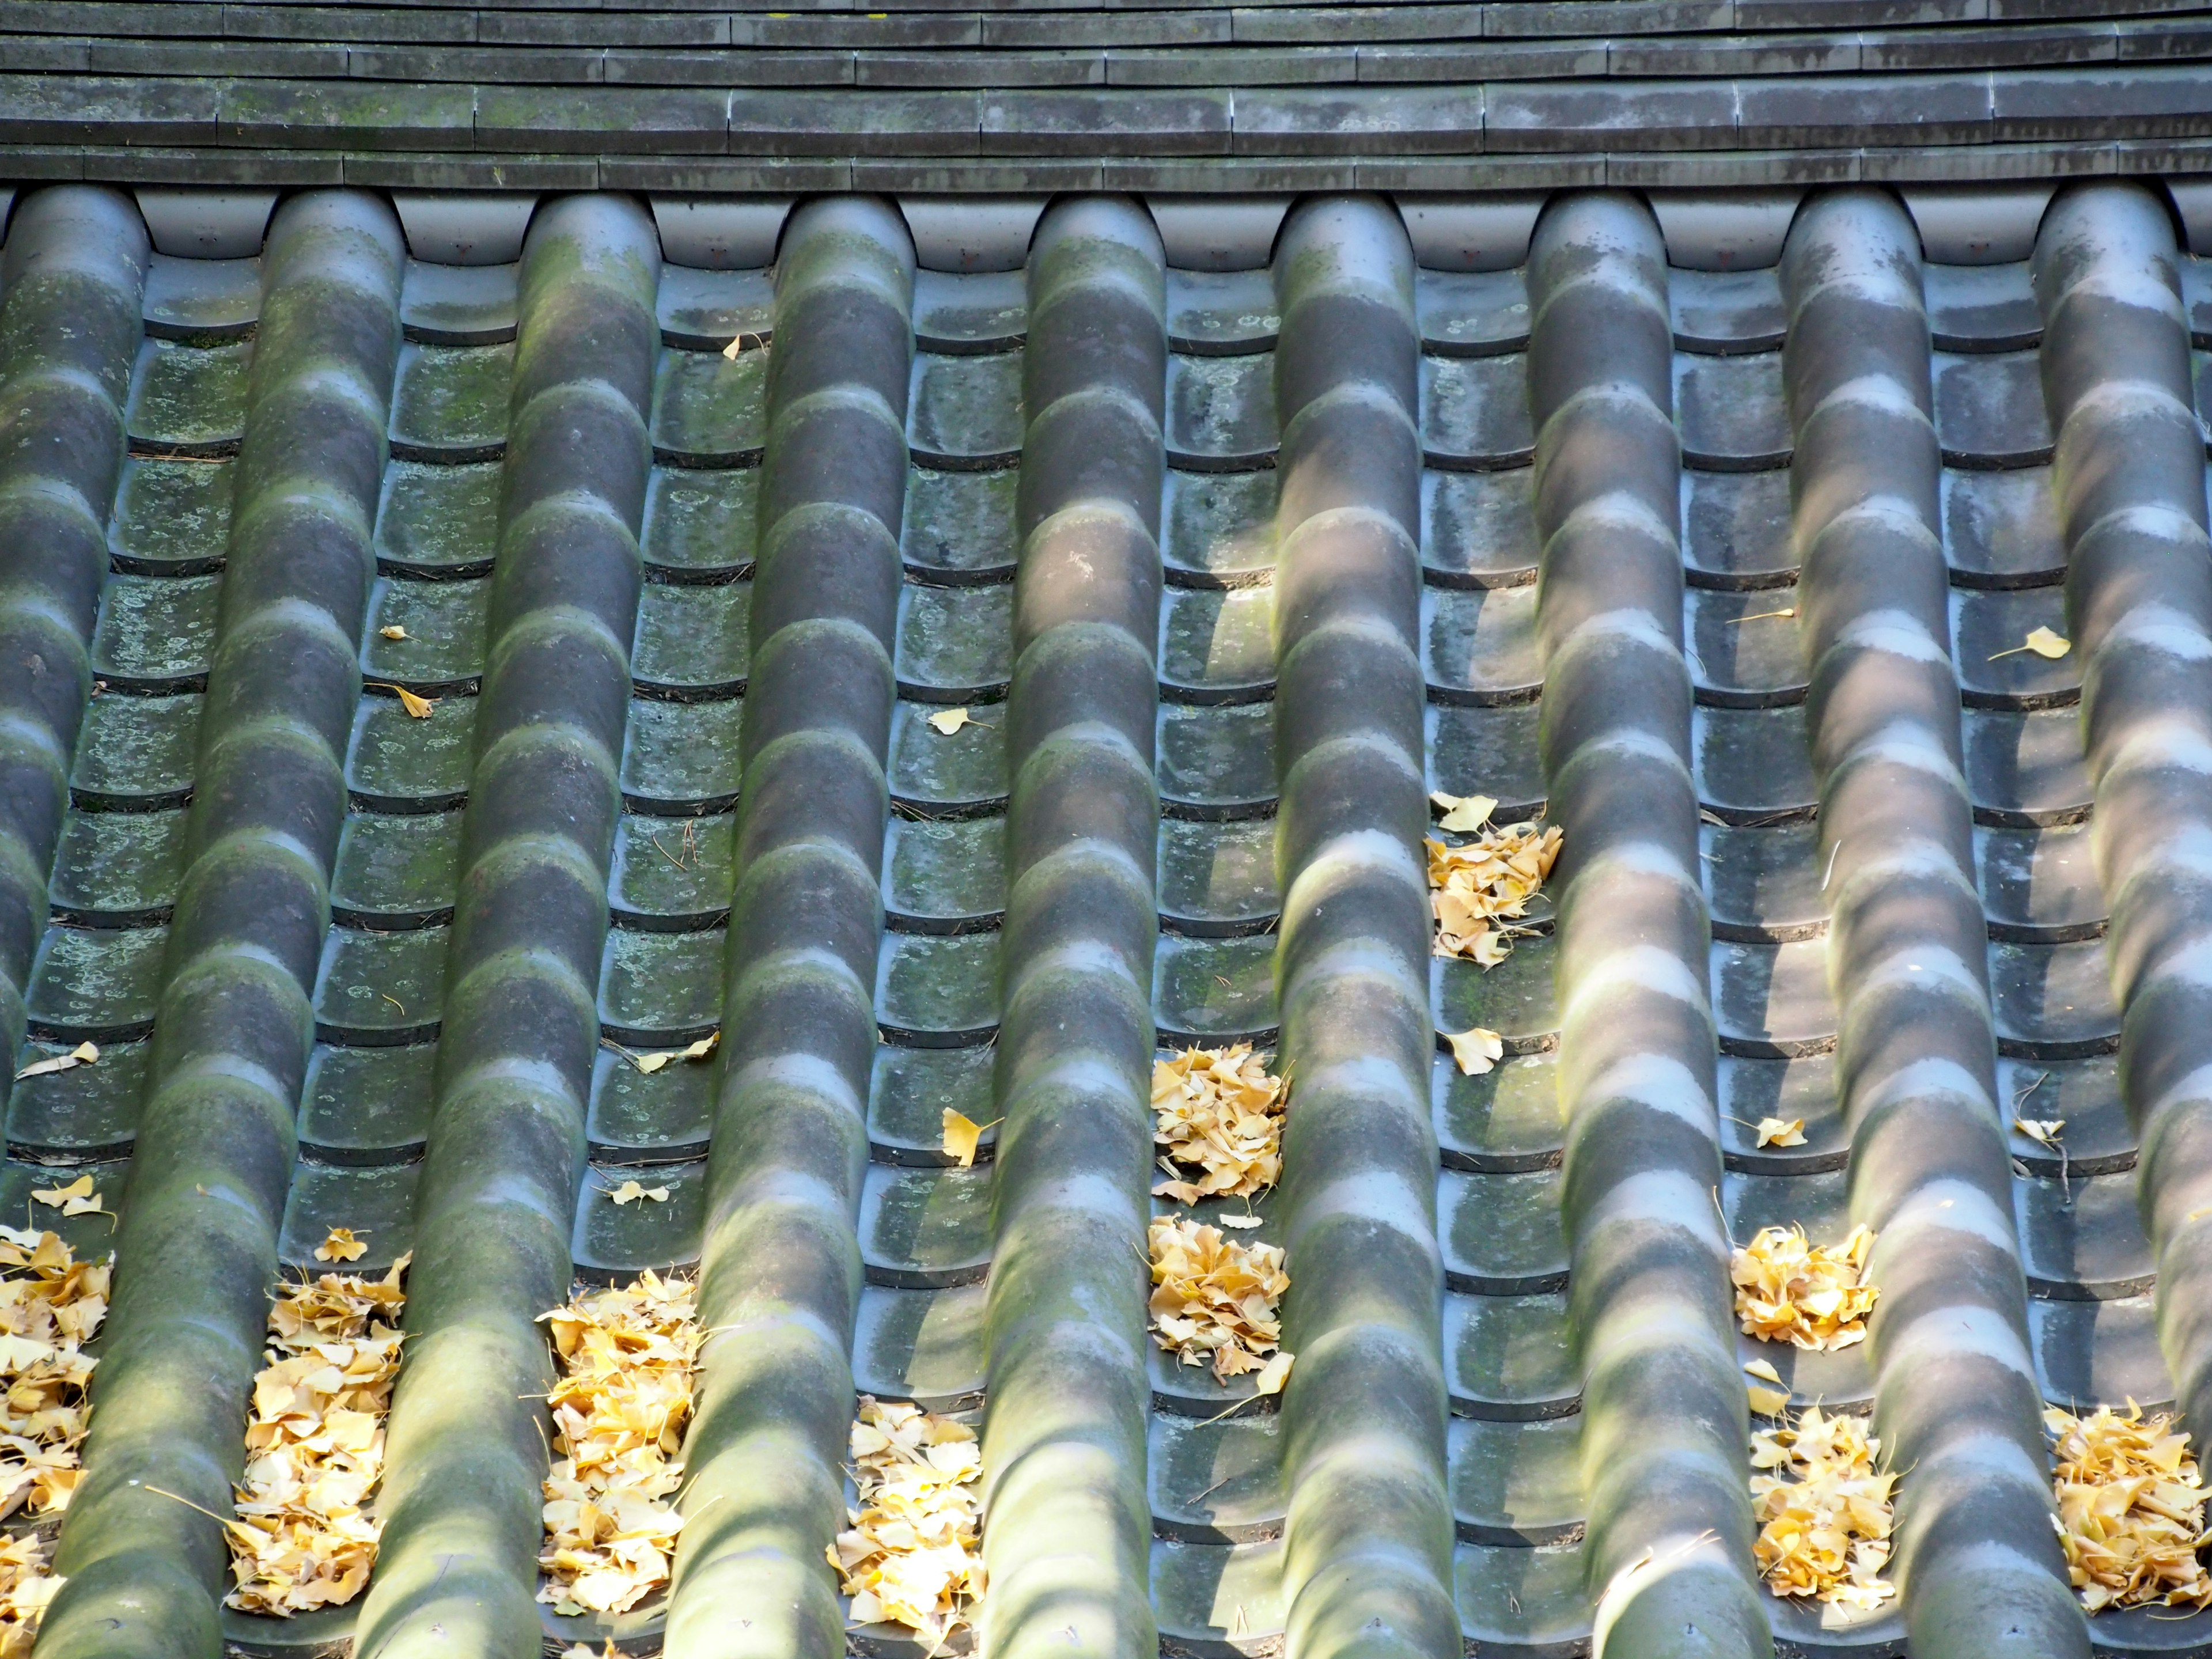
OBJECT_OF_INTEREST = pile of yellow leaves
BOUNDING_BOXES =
[1750,1406,1896,1614]
[1732,1224,1879,1351]
[2048,1404,2212,1612]
[224,1247,408,1615]
[1151,1045,1286,1207]
[1426,803,1563,967]
[538,1271,699,1617]
[1146,1217,1293,1391]
[0,1226,108,1657]
[830,1396,985,1648]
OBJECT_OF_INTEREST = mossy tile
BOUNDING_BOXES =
[1724,1167,1852,1245]
[913,269,1025,351]
[598,926,724,1046]
[2031,1294,2171,1415]
[1160,584,1275,700]
[1431,934,1558,1051]
[609,811,734,926]
[1426,702,1544,816]
[1423,582,1540,700]
[1422,468,1537,588]
[1418,268,1530,355]
[2001,1053,2132,1174]
[1702,820,1824,940]
[2018,1168,2153,1297]
[1963,707,2093,826]
[109,457,233,574]
[1953,584,2080,707]
[1978,821,2105,939]
[297,1043,436,1160]
[1167,267,1279,353]
[876,931,999,1045]
[852,1282,986,1410]
[887,700,1007,812]
[1685,584,1809,702]
[1162,468,1275,586]
[0,1157,131,1256]
[1675,350,1790,468]
[1165,351,1278,466]
[1943,465,2064,586]
[586,1047,714,1161]
[1670,266,1784,352]
[7,1037,150,1157]
[346,691,476,809]
[1445,1289,1577,1417]
[1933,349,2051,466]
[656,266,774,351]
[1158,816,1278,931]
[1990,937,2121,1056]
[859,1164,992,1286]
[883,815,1005,929]
[895,584,1013,697]
[313,926,447,1044]
[1434,1051,1561,1171]
[1147,1410,1284,1543]
[26,923,167,1042]
[1440,1166,1567,1294]
[1421,353,1533,466]
[1158,702,1275,816]
[1710,937,1837,1056]
[1155,932,1276,1041]
[619,696,745,813]
[652,348,766,463]
[48,807,186,924]
[400,260,517,345]
[1717,1053,1848,1172]
[71,692,201,808]
[642,466,756,578]
[632,579,749,696]
[92,573,220,692]
[361,575,491,690]
[331,810,463,925]
[572,1157,706,1279]
[142,253,259,339]
[124,336,251,453]
[1150,1538,1285,1650]
[388,340,512,459]
[1682,467,1793,584]
[374,460,499,576]
[1449,1412,1584,1543]
[278,1162,419,1273]
[908,352,1022,464]
[1454,1540,1590,1653]
[902,465,1017,582]
[869,1045,994,1163]
[1691,704,1818,820]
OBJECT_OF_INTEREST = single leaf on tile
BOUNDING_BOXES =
[1747,1382,1791,1417]
[1429,790,1497,834]
[378,624,410,641]
[606,1180,669,1206]
[1217,1213,1264,1230]
[2015,1118,2065,1148]
[1756,1116,1806,1149]
[1252,1351,1293,1395]
[1990,625,2072,662]
[393,686,434,719]
[1444,1026,1503,1078]
[926,707,976,736]
[679,1033,718,1062]
[942,1109,985,1169]
[315,1227,368,1263]
[1744,1357,1783,1385]
[631,1052,675,1075]
[13,1043,97,1082]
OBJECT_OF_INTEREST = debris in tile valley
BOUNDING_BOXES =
[1756,1117,1806,1149]
[314,1226,368,1263]
[1732,1224,1879,1351]
[2048,1404,2212,1613]
[1444,1026,1504,1078]
[1147,1216,1292,1391]
[12,1043,97,1082]
[1426,796,1562,967]
[27,1177,101,1218]
[1151,1044,1286,1205]
[830,1395,986,1647]
[1749,1406,1897,1616]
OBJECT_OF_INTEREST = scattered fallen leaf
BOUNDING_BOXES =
[1732,1224,1878,1351]
[605,1180,669,1206]
[1744,1357,1783,1385]
[1990,626,2071,662]
[2048,1403,2212,1612]
[830,1396,984,1646]
[28,1177,100,1218]
[1152,1044,1286,1206]
[539,1272,698,1616]
[1429,791,1497,834]
[314,1228,368,1264]
[225,1253,409,1615]
[1252,1351,1294,1395]
[1217,1213,1264,1230]
[941,1109,991,1169]
[2016,1118,2066,1149]
[1728,607,1797,626]
[1751,1406,1896,1613]
[1444,1026,1504,1078]
[377,625,409,642]
[630,1034,718,1076]
[1147,1216,1289,1384]
[12,1043,96,1082]
[1748,1382,1791,1418]
[392,686,433,719]
[1756,1117,1806,1149]
[1428,820,1562,967]
[926,707,978,736]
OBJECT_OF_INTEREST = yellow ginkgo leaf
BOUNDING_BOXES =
[679,1033,718,1062]
[1744,1357,1783,1385]
[607,1180,671,1206]
[14,1042,97,1081]
[2016,1118,2066,1148]
[378,624,410,641]
[394,686,434,719]
[1747,1382,1790,1416]
[315,1226,369,1263]
[927,707,975,736]
[1218,1212,1264,1229]
[1253,1351,1294,1395]
[1429,791,1497,834]
[1756,1116,1806,1149]
[942,1109,987,1169]
[1991,626,2072,662]
[29,1176,93,1214]
[1444,1026,1504,1077]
